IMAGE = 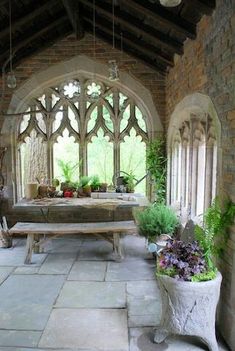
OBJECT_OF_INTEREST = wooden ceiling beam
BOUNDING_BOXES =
[84,15,173,67]
[0,0,8,6]
[9,28,73,69]
[80,0,183,55]
[193,0,216,15]
[62,0,84,39]
[86,23,167,74]
[0,16,69,64]
[122,0,196,39]
[0,0,59,40]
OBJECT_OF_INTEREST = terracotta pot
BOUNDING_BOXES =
[38,185,48,198]
[83,185,91,197]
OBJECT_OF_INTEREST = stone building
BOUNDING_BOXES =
[0,0,234,350]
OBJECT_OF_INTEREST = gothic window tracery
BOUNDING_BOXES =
[169,114,217,220]
[17,77,148,197]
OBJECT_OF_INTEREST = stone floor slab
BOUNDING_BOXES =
[129,328,229,351]
[38,253,76,274]
[78,239,114,260]
[122,235,152,260]
[0,275,65,330]
[44,238,82,253]
[0,349,84,351]
[56,281,126,308]
[68,260,107,281]
[0,267,14,284]
[127,280,161,316]
[128,314,161,328]
[13,266,39,274]
[39,308,128,351]
[0,247,47,266]
[106,259,155,281]
[0,330,41,347]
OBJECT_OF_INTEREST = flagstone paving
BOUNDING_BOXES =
[0,234,229,351]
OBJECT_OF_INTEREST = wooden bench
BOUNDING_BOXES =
[9,221,137,264]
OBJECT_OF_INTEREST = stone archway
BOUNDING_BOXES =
[167,93,221,217]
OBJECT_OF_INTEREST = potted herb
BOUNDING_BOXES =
[134,203,179,243]
[77,176,91,197]
[123,171,136,193]
[154,197,235,351]
[90,175,100,192]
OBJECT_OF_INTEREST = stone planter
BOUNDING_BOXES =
[154,272,222,351]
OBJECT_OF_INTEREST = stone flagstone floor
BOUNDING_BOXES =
[0,234,229,351]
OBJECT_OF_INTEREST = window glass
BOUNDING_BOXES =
[17,77,149,198]
[120,128,146,194]
[87,128,113,184]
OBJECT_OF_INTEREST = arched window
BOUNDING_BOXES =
[16,78,148,198]
[168,95,220,221]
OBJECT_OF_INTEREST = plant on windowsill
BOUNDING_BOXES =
[57,159,79,192]
[77,176,91,197]
[123,171,136,193]
[154,197,235,351]
[90,175,101,192]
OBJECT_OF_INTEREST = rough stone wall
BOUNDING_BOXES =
[166,0,235,349]
[0,33,165,132]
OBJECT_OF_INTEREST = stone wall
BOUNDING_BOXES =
[166,0,235,349]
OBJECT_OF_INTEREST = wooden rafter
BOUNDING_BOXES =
[122,0,196,39]
[86,24,167,74]
[193,0,215,15]
[0,16,69,64]
[79,0,183,54]
[0,0,59,40]
[84,15,173,67]
[62,0,84,39]
[7,26,72,70]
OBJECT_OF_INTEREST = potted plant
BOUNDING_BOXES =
[90,175,100,192]
[57,160,79,192]
[123,171,136,193]
[134,203,179,243]
[77,176,91,197]
[154,197,235,351]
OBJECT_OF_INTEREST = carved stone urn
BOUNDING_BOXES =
[154,272,222,351]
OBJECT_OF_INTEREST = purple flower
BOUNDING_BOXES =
[158,240,208,281]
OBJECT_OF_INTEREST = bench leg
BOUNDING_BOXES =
[24,234,34,264]
[113,233,124,262]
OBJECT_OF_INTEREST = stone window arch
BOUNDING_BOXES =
[15,77,149,198]
[3,57,162,202]
[167,93,221,221]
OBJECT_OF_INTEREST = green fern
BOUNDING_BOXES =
[146,138,167,204]
[57,159,79,183]
[195,197,235,269]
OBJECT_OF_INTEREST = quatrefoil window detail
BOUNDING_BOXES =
[60,80,80,99]
[86,82,102,101]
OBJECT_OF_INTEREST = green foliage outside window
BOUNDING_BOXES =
[146,137,167,203]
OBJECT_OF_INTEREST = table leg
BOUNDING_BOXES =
[113,233,124,261]
[34,234,44,253]
[24,234,34,264]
